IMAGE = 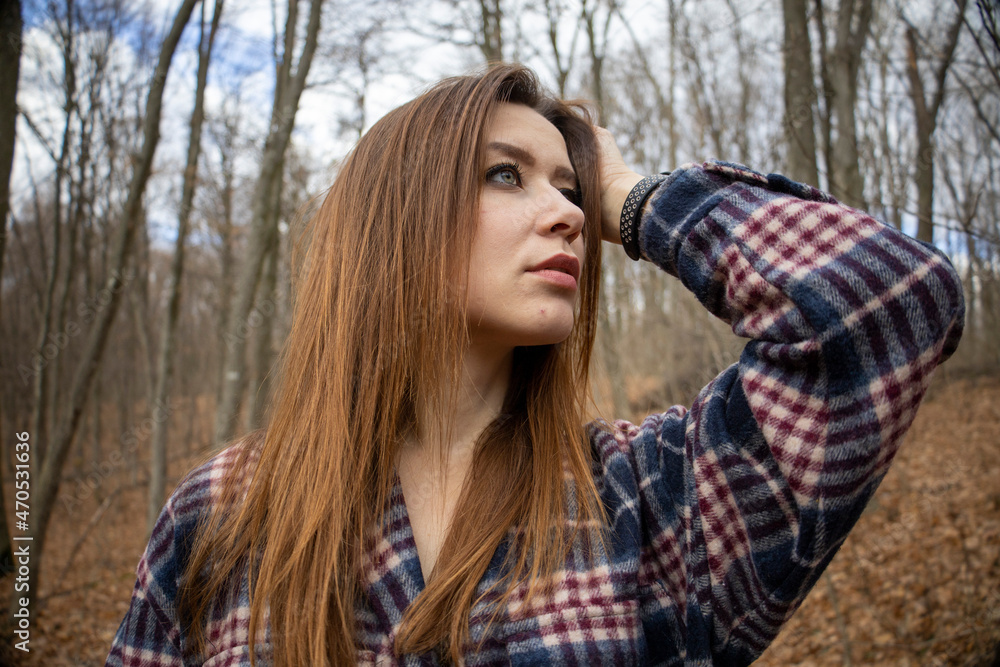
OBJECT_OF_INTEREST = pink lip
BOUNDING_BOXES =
[528,254,581,288]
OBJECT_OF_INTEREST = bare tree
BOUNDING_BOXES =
[28,0,80,474]
[205,97,242,406]
[578,0,633,417]
[0,0,23,580]
[951,0,1000,158]
[0,0,20,282]
[330,21,385,141]
[214,0,326,447]
[940,140,985,355]
[783,0,819,185]
[541,0,580,96]
[865,9,908,229]
[580,0,613,115]
[478,0,504,62]
[246,238,279,430]
[934,0,1000,364]
[21,0,199,618]
[814,0,874,208]
[721,0,757,165]
[148,0,224,533]
[904,0,967,244]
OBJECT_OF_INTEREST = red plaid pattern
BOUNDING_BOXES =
[742,367,830,503]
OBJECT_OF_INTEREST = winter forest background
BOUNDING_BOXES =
[0,0,998,663]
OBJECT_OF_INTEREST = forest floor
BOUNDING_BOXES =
[1,369,998,666]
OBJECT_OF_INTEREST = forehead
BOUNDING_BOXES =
[485,103,571,165]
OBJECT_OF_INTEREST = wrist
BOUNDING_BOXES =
[601,172,644,244]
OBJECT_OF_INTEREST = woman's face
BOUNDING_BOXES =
[465,103,586,351]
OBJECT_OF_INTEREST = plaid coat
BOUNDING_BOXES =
[107,161,964,666]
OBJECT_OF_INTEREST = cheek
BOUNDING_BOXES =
[471,208,501,256]
[472,230,522,273]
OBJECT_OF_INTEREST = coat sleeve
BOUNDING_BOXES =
[591,161,965,665]
[105,495,187,666]
[105,455,224,667]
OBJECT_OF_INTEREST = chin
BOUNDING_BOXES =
[469,301,577,348]
[516,315,577,347]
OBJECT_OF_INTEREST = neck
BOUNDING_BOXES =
[413,342,513,461]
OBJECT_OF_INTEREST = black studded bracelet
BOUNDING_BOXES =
[619,174,667,261]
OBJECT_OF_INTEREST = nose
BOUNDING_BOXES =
[541,186,585,245]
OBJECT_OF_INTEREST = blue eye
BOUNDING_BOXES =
[486,162,522,186]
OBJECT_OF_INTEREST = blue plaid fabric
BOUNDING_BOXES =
[107,161,964,666]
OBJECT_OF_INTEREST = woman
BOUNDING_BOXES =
[107,64,964,666]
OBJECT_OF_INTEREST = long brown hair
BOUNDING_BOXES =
[179,63,605,665]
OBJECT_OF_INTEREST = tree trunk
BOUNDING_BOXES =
[812,0,834,190]
[723,0,753,164]
[542,0,573,97]
[214,0,325,447]
[478,0,503,63]
[213,120,237,408]
[0,0,20,243]
[827,0,873,209]
[581,0,611,117]
[582,0,626,417]
[248,237,279,430]
[148,0,224,533]
[0,0,23,579]
[19,0,199,621]
[30,1,78,474]
[941,163,981,353]
[246,156,283,432]
[876,41,903,229]
[904,0,966,244]
[782,0,819,185]
[667,0,679,169]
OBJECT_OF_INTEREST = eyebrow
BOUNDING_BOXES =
[486,141,577,184]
